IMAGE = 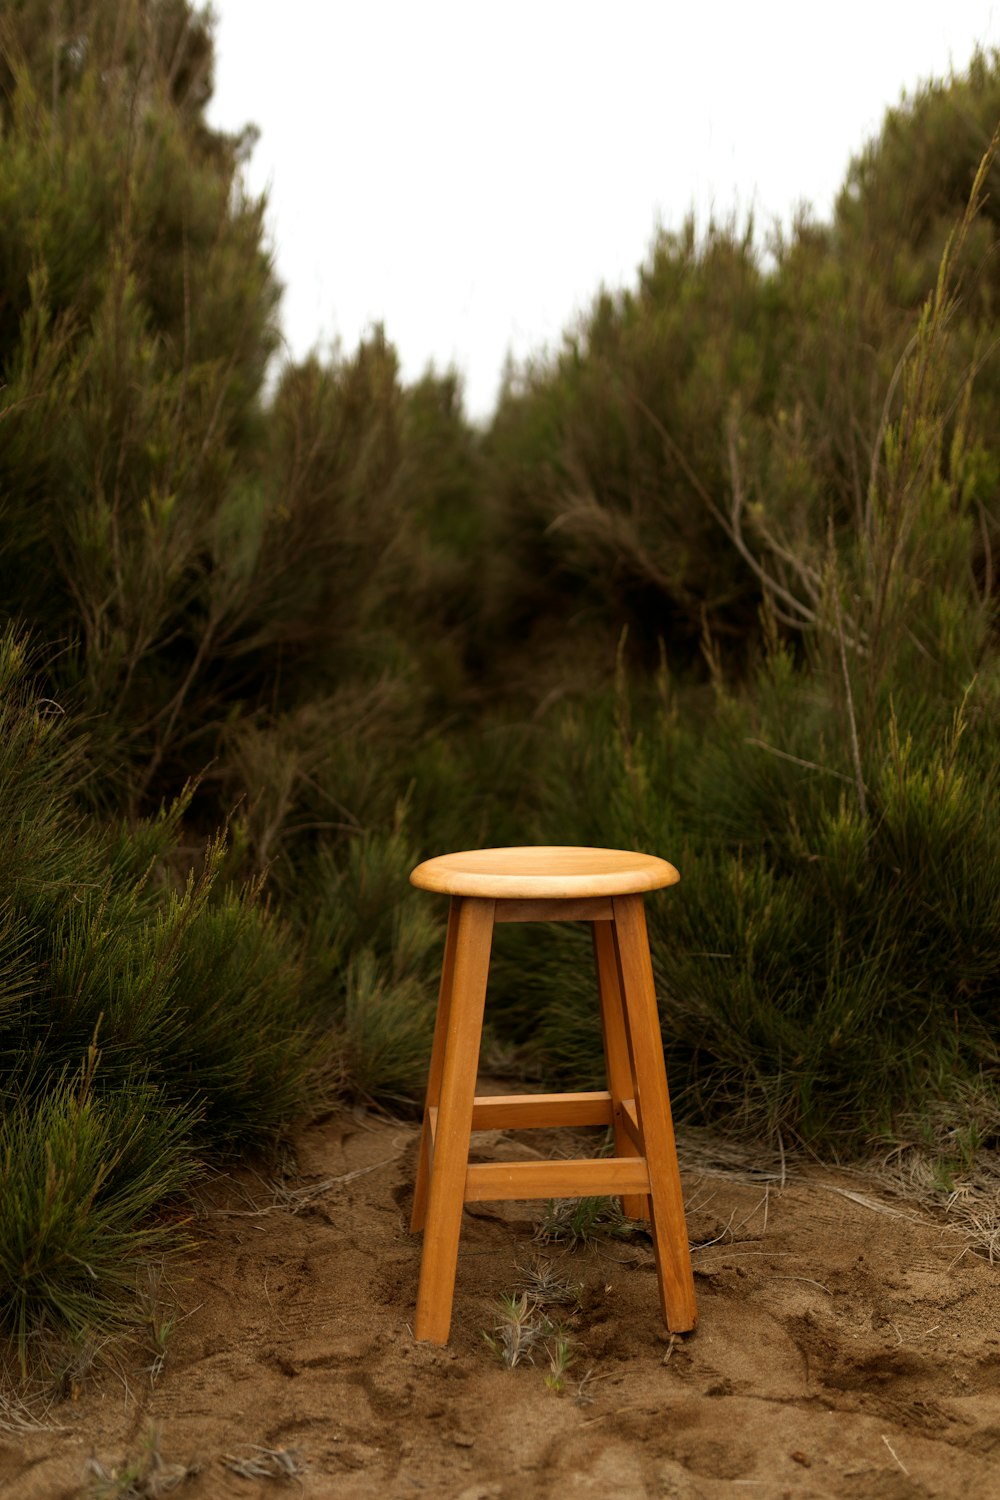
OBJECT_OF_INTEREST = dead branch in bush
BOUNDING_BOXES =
[743,739,856,786]
[629,390,820,633]
[725,417,828,634]
[828,520,869,820]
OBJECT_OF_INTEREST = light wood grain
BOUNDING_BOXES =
[409,852,696,1347]
[469,1091,615,1130]
[613,894,698,1333]
[620,1097,642,1148]
[410,846,680,899]
[465,1156,650,1202]
[410,898,460,1234]
[494,896,614,923]
[594,918,650,1221]
[413,897,495,1343]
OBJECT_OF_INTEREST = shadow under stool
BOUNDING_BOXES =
[408,844,698,1345]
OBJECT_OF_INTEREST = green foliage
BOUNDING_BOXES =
[519,646,1000,1150]
[0,1057,194,1369]
[0,3,484,814]
[0,630,314,1364]
[0,631,313,1144]
[482,55,1000,696]
[333,952,433,1107]
[0,0,278,807]
[298,824,439,1106]
[452,58,1000,1162]
[535,1195,639,1248]
[484,219,769,679]
[482,1269,581,1392]
[836,47,1000,314]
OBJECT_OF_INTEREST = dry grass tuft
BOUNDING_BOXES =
[220,1445,307,1482]
[84,1428,199,1498]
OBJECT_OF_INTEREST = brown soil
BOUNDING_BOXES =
[2,1101,999,1500]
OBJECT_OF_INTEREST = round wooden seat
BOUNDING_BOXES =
[410,845,680,899]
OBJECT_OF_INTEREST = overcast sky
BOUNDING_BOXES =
[206,1,1000,419]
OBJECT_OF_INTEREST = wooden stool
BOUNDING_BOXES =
[408,845,698,1344]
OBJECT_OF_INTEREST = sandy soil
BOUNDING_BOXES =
[2,1098,999,1500]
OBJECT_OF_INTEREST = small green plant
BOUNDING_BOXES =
[85,1426,198,1498]
[535,1196,640,1248]
[481,1291,545,1369]
[544,1333,576,1394]
[515,1257,582,1308]
[139,1268,178,1388]
[482,1261,583,1391]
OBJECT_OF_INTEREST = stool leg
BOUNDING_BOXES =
[612,894,698,1333]
[593,920,650,1221]
[414,895,495,1343]
[411,898,461,1234]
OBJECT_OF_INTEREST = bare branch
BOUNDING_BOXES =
[744,738,857,786]
[828,520,868,822]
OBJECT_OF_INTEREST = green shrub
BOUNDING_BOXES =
[0,1054,195,1370]
[0,630,315,1363]
[508,652,999,1153]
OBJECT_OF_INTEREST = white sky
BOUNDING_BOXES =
[206,1,1000,420]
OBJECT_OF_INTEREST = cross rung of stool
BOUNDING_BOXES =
[408,846,698,1345]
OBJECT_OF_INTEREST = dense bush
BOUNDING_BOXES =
[0,631,316,1367]
[482,222,769,684]
[520,653,1000,1152]
[0,1,494,1370]
[482,54,1000,691]
[0,1,483,821]
[481,134,1000,1153]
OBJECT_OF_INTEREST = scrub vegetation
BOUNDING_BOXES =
[0,0,998,1371]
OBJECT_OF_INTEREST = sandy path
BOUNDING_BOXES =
[2,1103,998,1499]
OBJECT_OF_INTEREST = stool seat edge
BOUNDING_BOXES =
[409,845,680,899]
